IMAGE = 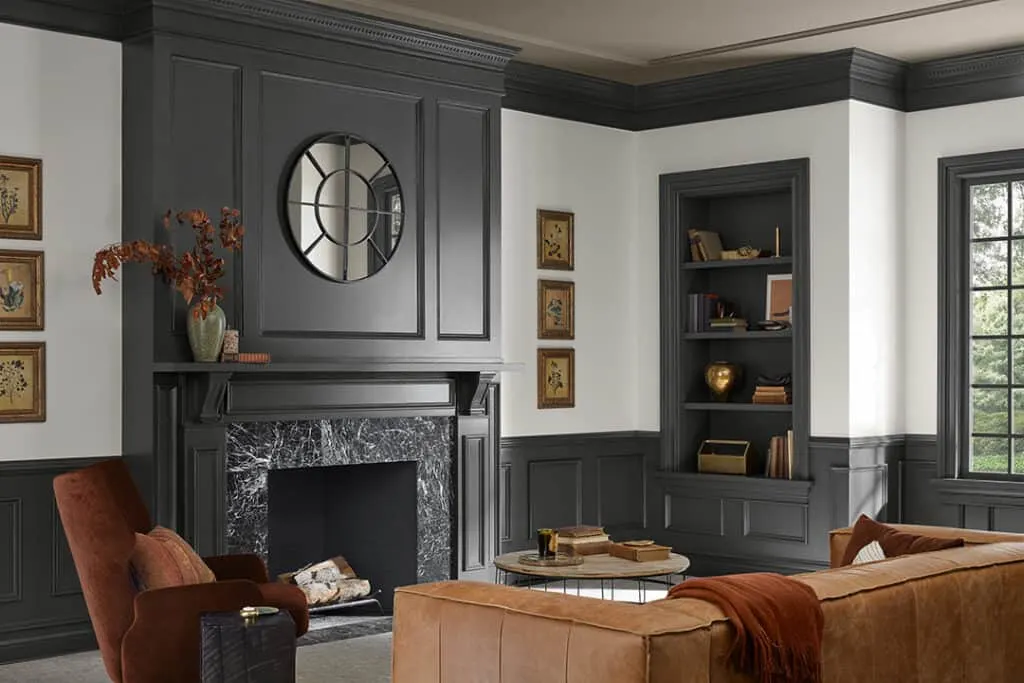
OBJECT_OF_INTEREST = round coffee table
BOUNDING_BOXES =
[493,551,690,603]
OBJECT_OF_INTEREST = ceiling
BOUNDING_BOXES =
[311,0,1024,83]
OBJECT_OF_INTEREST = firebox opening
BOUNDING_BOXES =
[267,460,418,612]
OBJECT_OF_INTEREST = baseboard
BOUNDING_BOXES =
[0,622,96,664]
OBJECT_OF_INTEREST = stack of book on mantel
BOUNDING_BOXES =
[556,525,610,556]
[752,373,792,404]
[766,430,794,479]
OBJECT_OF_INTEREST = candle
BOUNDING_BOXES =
[774,226,781,257]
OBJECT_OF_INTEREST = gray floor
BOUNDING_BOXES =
[0,632,392,683]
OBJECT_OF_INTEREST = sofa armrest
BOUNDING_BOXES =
[203,553,270,583]
[122,580,264,683]
[829,527,853,568]
[829,522,1024,568]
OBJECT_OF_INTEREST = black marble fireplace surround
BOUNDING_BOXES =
[228,417,453,608]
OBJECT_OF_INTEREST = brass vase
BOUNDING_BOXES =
[705,361,741,402]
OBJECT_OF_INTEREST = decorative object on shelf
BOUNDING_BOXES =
[721,246,766,260]
[753,373,792,405]
[608,541,672,562]
[0,341,45,423]
[697,439,756,475]
[285,133,403,283]
[91,207,245,362]
[537,209,574,270]
[537,279,575,339]
[537,347,575,409]
[221,329,240,362]
[765,273,793,322]
[689,293,748,332]
[237,352,271,365]
[0,156,41,240]
[536,528,559,558]
[750,319,790,332]
[687,229,723,261]
[0,249,43,330]
[704,360,741,401]
[774,226,782,257]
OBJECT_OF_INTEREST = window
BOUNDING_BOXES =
[940,150,1024,480]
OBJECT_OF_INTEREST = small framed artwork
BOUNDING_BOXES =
[537,347,575,409]
[537,209,574,270]
[0,156,42,240]
[537,279,574,340]
[0,250,44,330]
[766,273,793,323]
[0,342,45,423]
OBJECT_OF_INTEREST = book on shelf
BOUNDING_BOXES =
[687,229,723,262]
[764,429,794,479]
[688,294,747,332]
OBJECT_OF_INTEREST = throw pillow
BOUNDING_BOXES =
[839,515,965,566]
[851,540,886,565]
[131,525,217,590]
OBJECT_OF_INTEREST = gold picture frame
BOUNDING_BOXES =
[0,156,42,240]
[537,279,574,340]
[0,341,45,423]
[537,347,575,409]
[537,209,574,270]
[0,249,44,330]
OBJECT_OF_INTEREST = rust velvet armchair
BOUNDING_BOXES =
[53,459,309,683]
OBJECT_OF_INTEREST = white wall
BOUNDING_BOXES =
[501,110,638,436]
[0,24,121,461]
[848,102,905,436]
[904,96,1024,434]
[635,103,854,436]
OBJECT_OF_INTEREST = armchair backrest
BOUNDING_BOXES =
[54,459,153,683]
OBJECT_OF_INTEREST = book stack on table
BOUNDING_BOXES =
[556,525,610,556]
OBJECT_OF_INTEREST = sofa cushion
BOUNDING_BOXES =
[839,515,964,566]
[851,540,886,565]
[131,526,216,590]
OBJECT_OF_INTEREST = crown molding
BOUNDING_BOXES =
[502,62,636,130]
[0,0,122,40]
[906,45,1024,111]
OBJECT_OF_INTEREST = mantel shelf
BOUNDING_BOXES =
[682,256,792,270]
[683,401,793,412]
[152,360,524,374]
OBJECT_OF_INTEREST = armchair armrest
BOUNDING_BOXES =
[203,553,270,583]
[122,580,264,683]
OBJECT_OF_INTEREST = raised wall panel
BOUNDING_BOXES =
[597,454,645,530]
[183,437,227,557]
[50,501,81,597]
[0,500,20,603]
[460,435,487,572]
[166,58,243,340]
[437,102,489,339]
[743,501,809,544]
[992,507,1024,533]
[255,72,422,340]
[225,379,454,417]
[527,460,582,534]
[499,463,512,542]
[665,494,724,537]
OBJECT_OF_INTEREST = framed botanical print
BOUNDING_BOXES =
[0,156,42,240]
[537,209,574,270]
[537,279,574,340]
[0,250,44,330]
[0,342,45,423]
[537,347,575,409]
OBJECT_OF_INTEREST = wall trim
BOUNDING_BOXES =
[0,0,122,40]
[808,435,907,449]
[500,430,659,451]
[505,45,1024,130]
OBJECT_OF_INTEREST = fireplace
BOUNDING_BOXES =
[224,416,455,610]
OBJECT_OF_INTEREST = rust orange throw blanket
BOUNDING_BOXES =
[667,573,824,683]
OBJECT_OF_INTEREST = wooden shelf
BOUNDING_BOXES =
[682,256,792,270]
[683,402,792,412]
[654,470,813,503]
[683,330,792,340]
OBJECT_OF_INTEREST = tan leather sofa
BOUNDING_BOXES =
[393,524,1024,682]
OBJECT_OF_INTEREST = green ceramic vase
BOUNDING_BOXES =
[187,302,226,362]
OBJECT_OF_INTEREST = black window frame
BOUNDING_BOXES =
[939,148,1024,480]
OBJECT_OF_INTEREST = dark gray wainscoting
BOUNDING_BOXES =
[0,458,108,663]
[498,432,660,555]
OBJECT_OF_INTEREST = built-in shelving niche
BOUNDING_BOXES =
[659,158,810,482]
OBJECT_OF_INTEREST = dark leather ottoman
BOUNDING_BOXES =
[201,610,297,683]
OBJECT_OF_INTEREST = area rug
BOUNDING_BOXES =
[0,632,392,683]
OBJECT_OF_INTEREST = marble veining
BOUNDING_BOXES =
[225,417,454,584]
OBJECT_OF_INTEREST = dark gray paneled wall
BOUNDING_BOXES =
[0,459,104,663]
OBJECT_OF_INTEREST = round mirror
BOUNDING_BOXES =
[285,134,404,282]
